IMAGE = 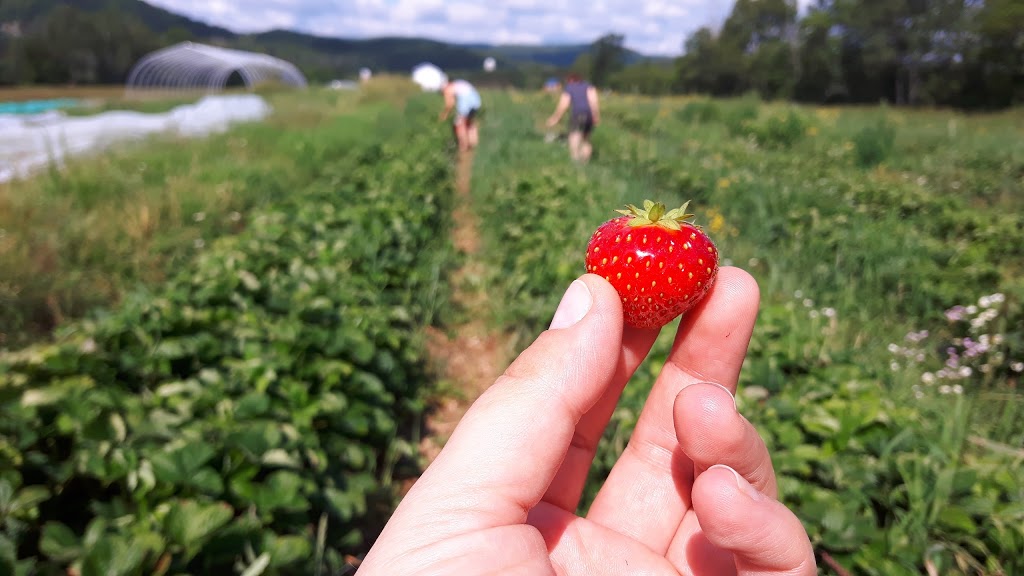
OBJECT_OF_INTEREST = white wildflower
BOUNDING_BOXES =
[952,385,964,395]
[921,372,935,385]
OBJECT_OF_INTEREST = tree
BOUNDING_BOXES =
[590,33,625,87]
[793,7,841,102]
[966,0,1024,108]
[675,27,745,96]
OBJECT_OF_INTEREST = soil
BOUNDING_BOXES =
[417,150,516,464]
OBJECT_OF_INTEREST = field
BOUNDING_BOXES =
[0,83,1022,575]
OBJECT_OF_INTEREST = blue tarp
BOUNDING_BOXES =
[0,98,81,115]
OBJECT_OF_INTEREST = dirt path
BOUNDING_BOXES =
[418,150,515,463]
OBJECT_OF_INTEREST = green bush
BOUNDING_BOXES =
[677,99,721,124]
[0,100,456,575]
[854,116,898,167]
[748,107,813,148]
[720,94,762,136]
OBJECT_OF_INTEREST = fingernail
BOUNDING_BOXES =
[681,382,738,412]
[549,279,592,330]
[705,382,738,412]
[710,464,763,501]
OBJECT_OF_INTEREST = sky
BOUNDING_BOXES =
[145,0,814,57]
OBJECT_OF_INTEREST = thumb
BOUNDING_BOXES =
[692,465,817,576]
[373,274,626,548]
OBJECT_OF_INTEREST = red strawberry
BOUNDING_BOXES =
[585,200,719,329]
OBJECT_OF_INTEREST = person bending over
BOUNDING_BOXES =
[440,78,482,152]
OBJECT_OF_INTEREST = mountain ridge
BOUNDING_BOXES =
[1,0,667,76]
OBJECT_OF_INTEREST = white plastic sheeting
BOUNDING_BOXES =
[0,95,272,184]
[126,41,307,93]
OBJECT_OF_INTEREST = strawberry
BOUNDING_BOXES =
[585,200,719,329]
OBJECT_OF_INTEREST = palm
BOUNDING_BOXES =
[359,270,813,576]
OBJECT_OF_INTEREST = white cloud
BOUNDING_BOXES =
[144,0,759,56]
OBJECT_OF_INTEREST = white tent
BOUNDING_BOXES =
[411,63,447,92]
[126,42,307,93]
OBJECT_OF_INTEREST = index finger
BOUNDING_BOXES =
[585,267,761,552]
[370,274,629,554]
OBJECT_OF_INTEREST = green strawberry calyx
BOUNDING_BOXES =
[615,200,696,231]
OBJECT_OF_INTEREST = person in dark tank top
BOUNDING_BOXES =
[546,73,602,164]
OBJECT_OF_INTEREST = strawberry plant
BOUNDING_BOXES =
[0,97,457,575]
[470,91,1024,575]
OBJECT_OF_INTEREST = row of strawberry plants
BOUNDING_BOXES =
[594,96,1024,575]
[0,99,457,575]
[471,92,1023,574]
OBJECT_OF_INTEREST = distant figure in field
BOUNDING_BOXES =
[546,73,601,164]
[439,78,482,152]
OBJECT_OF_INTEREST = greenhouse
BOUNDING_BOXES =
[126,41,307,92]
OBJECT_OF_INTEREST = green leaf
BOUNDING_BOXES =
[40,522,82,563]
[164,500,234,554]
[234,394,271,419]
[265,534,312,567]
[11,485,50,512]
[149,443,216,485]
[81,535,146,576]
[190,468,226,495]
[938,506,978,533]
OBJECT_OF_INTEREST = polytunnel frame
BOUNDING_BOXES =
[126,41,308,94]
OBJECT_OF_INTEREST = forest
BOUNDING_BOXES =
[0,0,1021,109]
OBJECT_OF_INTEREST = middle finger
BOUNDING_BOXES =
[584,268,761,553]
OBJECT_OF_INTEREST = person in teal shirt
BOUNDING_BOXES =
[440,77,482,152]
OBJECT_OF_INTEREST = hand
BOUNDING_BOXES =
[439,111,449,122]
[359,269,816,575]
[546,115,559,128]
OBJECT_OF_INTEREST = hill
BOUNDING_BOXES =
[0,0,662,84]
[0,0,235,39]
